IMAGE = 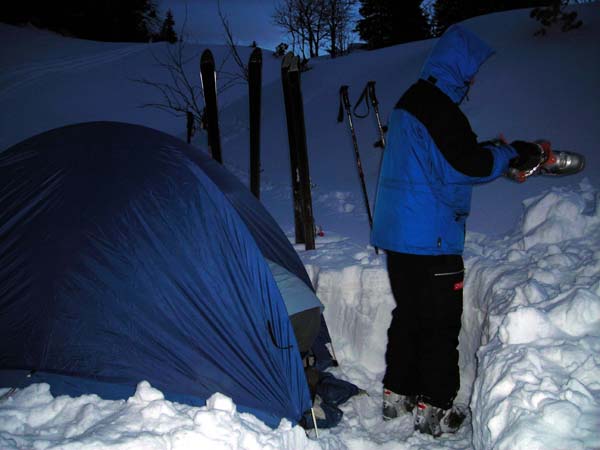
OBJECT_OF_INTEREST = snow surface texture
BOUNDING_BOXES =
[1,3,600,449]
[2,184,598,449]
[467,180,600,450]
[0,382,319,450]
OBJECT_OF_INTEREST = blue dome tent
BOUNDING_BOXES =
[0,122,326,427]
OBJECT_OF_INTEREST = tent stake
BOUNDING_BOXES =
[0,370,34,403]
[0,387,16,403]
[311,407,319,439]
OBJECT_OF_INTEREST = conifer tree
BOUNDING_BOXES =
[159,9,178,43]
[356,0,430,49]
[530,0,582,36]
[1,0,164,43]
[432,0,552,36]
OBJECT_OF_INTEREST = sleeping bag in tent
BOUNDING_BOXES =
[0,121,324,427]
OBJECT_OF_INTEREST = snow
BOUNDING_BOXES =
[0,382,318,450]
[466,180,600,449]
[1,3,600,449]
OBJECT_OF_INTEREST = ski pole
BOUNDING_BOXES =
[353,81,387,149]
[367,81,386,149]
[338,86,378,254]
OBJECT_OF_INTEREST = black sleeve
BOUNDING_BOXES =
[396,80,494,177]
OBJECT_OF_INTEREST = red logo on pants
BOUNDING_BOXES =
[453,281,464,291]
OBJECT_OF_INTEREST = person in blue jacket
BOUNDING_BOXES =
[371,24,541,437]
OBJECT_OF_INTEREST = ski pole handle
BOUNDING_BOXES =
[367,81,378,107]
[341,85,351,109]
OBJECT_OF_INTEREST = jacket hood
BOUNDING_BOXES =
[420,24,495,104]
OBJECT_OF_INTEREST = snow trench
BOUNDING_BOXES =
[306,180,600,450]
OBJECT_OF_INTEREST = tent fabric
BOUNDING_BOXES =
[0,121,312,427]
[266,259,323,317]
[188,148,314,290]
[289,308,322,355]
[267,259,323,354]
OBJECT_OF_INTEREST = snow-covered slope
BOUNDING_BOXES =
[218,5,600,240]
[1,4,599,449]
[0,24,282,152]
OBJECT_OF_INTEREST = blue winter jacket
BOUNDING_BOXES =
[371,25,517,255]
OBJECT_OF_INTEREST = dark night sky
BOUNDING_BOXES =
[160,0,284,50]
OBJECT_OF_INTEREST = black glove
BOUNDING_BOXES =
[509,141,544,171]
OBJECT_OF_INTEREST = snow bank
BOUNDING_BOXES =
[1,186,598,450]
[300,181,600,449]
[0,381,319,450]
[466,180,600,450]
[306,245,392,374]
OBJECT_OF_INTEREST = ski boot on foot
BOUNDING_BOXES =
[414,401,444,436]
[414,401,466,437]
[382,388,417,420]
[440,405,467,434]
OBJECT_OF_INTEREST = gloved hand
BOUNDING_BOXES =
[509,141,545,171]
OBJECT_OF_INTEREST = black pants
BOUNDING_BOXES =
[383,251,464,410]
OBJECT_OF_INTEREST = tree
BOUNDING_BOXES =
[273,0,355,58]
[158,9,178,43]
[273,0,327,58]
[1,0,164,42]
[530,0,582,36]
[218,2,250,84]
[132,4,248,138]
[133,38,204,128]
[431,0,553,36]
[356,0,430,50]
[324,0,356,57]
[274,42,290,57]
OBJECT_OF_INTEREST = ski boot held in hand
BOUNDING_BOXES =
[506,140,585,182]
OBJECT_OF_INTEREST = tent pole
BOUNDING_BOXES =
[329,342,339,365]
[310,407,320,439]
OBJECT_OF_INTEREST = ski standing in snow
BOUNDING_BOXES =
[281,52,316,250]
[248,47,262,199]
[200,49,222,164]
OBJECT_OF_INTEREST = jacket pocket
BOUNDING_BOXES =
[425,256,464,332]
[430,256,464,294]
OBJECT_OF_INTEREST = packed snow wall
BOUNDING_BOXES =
[304,180,600,450]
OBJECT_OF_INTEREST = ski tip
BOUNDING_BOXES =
[250,47,262,62]
[281,52,295,70]
[289,55,300,72]
[201,49,215,65]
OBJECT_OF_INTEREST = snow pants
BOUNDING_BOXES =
[382,251,464,410]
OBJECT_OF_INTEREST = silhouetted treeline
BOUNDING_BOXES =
[356,1,430,49]
[432,0,552,36]
[1,0,177,43]
[356,0,555,49]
